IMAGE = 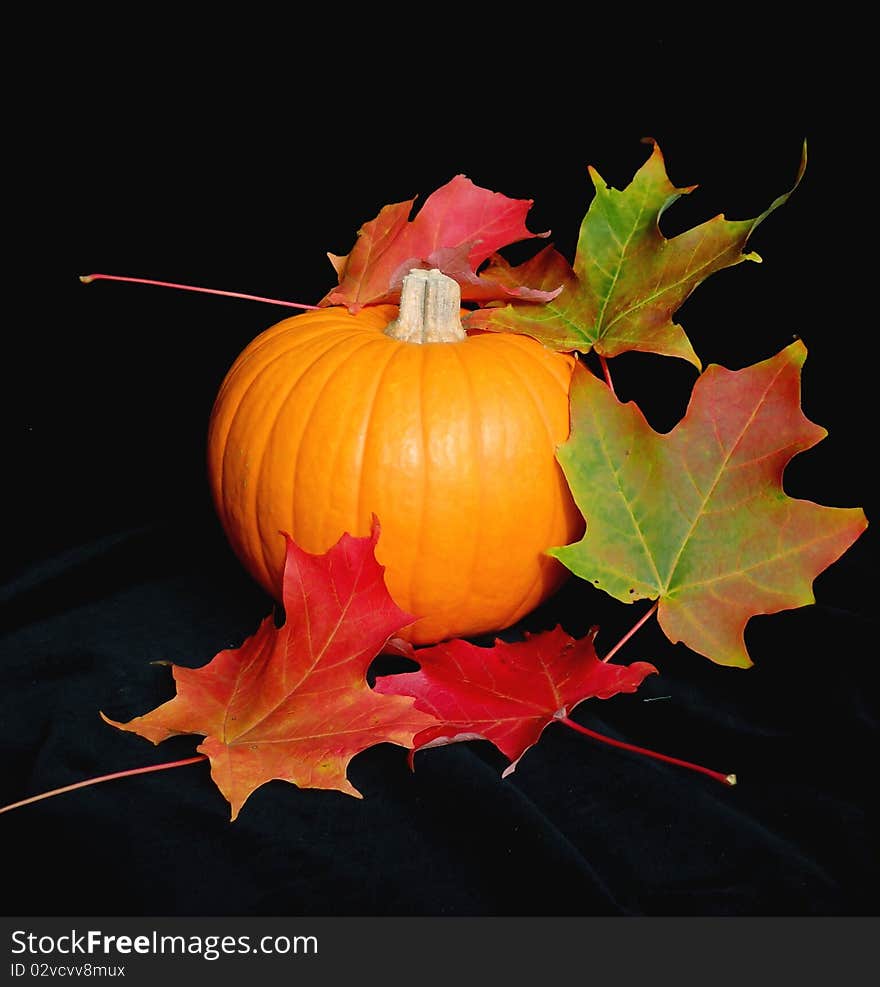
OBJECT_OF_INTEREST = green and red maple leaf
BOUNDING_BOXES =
[469,139,806,366]
[554,342,867,667]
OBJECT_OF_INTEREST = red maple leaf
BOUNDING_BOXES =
[102,522,438,819]
[375,626,658,776]
[320,174,562,311]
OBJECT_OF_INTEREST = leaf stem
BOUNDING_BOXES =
[79,273,322,310]
[598,354,616,395]
[0,755,208,815]
[602,601,659,663]
[559,716,736,786]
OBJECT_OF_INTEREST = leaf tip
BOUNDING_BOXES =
[327,251,348,279]
[784,336,809,367]
[500,760,519,779]
[797,139,808,182]
[639,135,664,168]
[587,164,606,191]
[725,773,738,787]
[368,512,382,543]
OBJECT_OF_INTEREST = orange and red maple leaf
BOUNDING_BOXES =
[102,522,437,819]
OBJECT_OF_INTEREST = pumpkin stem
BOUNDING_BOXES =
[384,269,467,344]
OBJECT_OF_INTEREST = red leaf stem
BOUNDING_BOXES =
[559,716,736,786]
[602,601,659,663]
[80,273,321,310]
[598,354,616,395]
[0,755,208,815]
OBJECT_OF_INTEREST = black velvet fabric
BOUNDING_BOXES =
[5,31,876,918]
[2,516,876,915]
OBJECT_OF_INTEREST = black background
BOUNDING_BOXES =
[3,19,876,922]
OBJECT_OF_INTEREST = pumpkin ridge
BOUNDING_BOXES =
[484,341,569,573]
[213,329,351,542]
[456,338,579,635]
[485,339,568,458]
[350,337,404,551]
[223,328,364,596]
[491,555,553,633]
[213,315,356,405]
[276,333,384,583]
[389,342,423,621]
[221,336,348,586]
[471,345,564,634]
[447,338,486,626]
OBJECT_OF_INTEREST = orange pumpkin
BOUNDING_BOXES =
[206,269,583,644]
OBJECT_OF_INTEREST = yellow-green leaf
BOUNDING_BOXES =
[470,140,806,367]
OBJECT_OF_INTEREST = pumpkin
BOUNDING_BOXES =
[206,269,584,644]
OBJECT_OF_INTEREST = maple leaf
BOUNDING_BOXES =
[101,522,438,819]
[552,341,868,668]
[319,174,560,311]
[469,139,806,367]
[375,626,657,776]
